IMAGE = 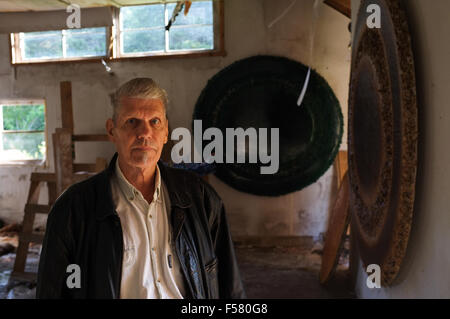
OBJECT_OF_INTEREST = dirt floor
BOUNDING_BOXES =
[234,241,355,299]
[0,223,40,299]
[0,224,355,299]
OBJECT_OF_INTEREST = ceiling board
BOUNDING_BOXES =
[0,0,195,12]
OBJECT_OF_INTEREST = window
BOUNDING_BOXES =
[166,1,214,51]
[0,101,46,164]
[118,1,214,56]
[12,28,108,62]
[10,0,222,64]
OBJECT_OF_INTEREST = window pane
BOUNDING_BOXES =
[169,26,213,50]
[167,1,213,26]
[2,104,45,131]
[122,29,165,53]
[22,34,62,59]
[2,132,45,160]
[121,4,165,29]
[66,29,107,57]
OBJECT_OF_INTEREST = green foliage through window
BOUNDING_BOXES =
[0,103,46,161]
[20,28,107,60]
[169,26,213,50]
[122,29,165,53]
[3,104,45,131]
[120,1,214,55]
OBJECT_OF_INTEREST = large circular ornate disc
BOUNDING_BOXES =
[194,55,343,196]
[348,0,418,285]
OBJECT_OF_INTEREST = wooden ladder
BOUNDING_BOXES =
[10,81,109,282]
[11,173,55,282]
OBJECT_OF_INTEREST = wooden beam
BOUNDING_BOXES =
[324,0,351,18]
[53,128,74,195]
[72,134,109,142]
[95,157,107,172]
[72,173,96,183]
[47,181,57,206]
[13,180,41,273]
[73,163,97,173]
[19,232,44,244]
[74,160,107,173]
[26,180,41,204]
[24,204,51,215]
[10,271,37,282]
[30,172,55,183]
[335,150,348,188]
[219,0,225,53]
[60,81,74,135]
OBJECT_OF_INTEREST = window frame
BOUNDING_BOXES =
[0,99,48,166]
[115,1,216,58]
[10,0,225,65]
[11,28,111,64]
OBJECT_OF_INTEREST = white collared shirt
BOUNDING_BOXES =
[110,159,185,299]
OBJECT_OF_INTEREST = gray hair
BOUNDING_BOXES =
[110,78,169,122]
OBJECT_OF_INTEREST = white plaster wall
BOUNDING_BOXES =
[352,0,450,298]
[0,0,350,237]
[210,166,336,237]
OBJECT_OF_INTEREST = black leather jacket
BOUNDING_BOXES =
[36,153,245,299]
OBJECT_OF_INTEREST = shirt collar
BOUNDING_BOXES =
[115,159,162,203]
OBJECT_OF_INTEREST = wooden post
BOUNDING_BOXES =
[13,180,41,273]
[335,150,348,189]
[47,181,57,206]
[60,81,74,135]
[334,150,350,236]
[53,128,73,196]
[95,157,107,172]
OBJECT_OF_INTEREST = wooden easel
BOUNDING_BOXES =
[11,81,109,282]
[334,150,350,235]
[334,150,348,188]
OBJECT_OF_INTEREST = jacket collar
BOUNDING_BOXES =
[96,153,191,221]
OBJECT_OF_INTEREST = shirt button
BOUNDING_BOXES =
[149,214,153,218]
[152,247,155,251]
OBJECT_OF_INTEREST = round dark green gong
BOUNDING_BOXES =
[193,55,343,196]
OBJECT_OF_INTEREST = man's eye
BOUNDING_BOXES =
[126,118,137,125]
[151,118,161,125]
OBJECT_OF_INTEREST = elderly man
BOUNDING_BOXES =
[36,78,245,299]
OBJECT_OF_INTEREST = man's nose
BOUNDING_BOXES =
[136,121,153,139]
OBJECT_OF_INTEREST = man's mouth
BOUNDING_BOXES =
[133,146,156,151]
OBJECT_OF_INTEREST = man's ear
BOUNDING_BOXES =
[106,118,115,142]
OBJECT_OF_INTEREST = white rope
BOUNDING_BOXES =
[298,0,323,107]
[267,0,298,29]
[297,67,311,106]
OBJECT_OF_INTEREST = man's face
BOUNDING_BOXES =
[106,97,168,170]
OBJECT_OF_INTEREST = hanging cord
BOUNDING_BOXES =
[298,0,323,107]
[267,0,298,29]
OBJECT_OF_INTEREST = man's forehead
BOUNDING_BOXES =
[120,96,164,107]
[118,97,165,115]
